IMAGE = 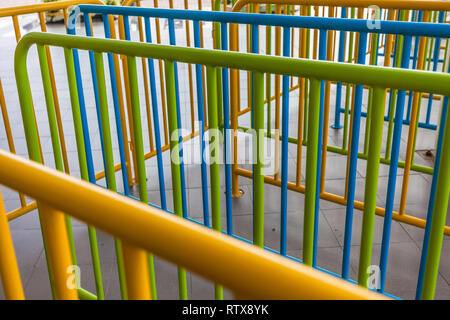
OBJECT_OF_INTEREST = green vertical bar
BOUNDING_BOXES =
[164,60,188,300]
[38,46,80,271]
[422,99,450,299]
[93,51,128,300]
[63,48,104,300]
[32,44,58,300]
[37,46,64,172]
[426,11,437,72]
[126,56,158,300]
[357,87,386,287]
[364,89,373,155]
[342,83,351,151]
[441,39,449,73]
[303,6,311,144]
[252,72,264,248]
[385,11,406,159]
[303,78,321,266]
[342,18,355,151]
[410,93,423,165]
[303,79,309,144]
[303,6,312,145]
[213,0,223,129]
[206,66,224,300]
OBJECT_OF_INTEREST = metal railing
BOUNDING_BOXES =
[13,32,450,299]
[0,150,384,300]
[0,0,106,220]
[65,5,450,298]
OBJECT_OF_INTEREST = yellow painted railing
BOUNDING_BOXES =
[0,150,384,300]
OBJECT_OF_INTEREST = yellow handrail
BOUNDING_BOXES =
[0,150,385,300]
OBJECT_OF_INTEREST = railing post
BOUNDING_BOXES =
[0,190,24,300]
[164,59,189,300]
[357,87,387,287]
[37,202,79,300]
[421,97,450,299]
[121,242,152,299]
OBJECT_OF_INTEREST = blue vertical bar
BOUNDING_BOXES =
[220,21,233,235]
[386,10,401,121]
[379,36,412,293]
[251,23,260,245]
[102,14,130,196]
[251,23,261,243]
[312,29,328,267]
[280,26,290,256]
[84,12,109,187]
[341,31,368,278]
[251,24,258,53]
[385,34,399,121]
[332,7,347,129]
[250,24,258,125]
[67,20,97,185]
[143,17,167,210]
[425,12,445,126]
[168,18,189,219]
[416,65,450,300]
[193,20,210,227]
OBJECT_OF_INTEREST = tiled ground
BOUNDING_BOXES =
[0,4,450,300]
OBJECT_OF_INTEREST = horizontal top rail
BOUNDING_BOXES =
[15,32,450,97]
[70,5,450,38]
[0,0,103,18]
[232,0,450,11]
[0,150,385,299]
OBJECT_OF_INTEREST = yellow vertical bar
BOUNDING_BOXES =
[399,10,430,216]
[38,12,71,175]
[121,242,152,300]
[290,7,295,88]
[184,0,196,134]
[37,202,78,300]
[230,22,242,197]
[12,15,21,42]
[0,79,16,155]
[312,7,318,59]
[0,79,26,207]
[0,190,24,300]
[63,8,69,29]
[383,10,396,68]
[137,16,155,152]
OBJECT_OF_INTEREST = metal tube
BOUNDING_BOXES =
[357,87,387,287]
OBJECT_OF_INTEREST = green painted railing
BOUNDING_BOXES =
[14,32,450,300]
